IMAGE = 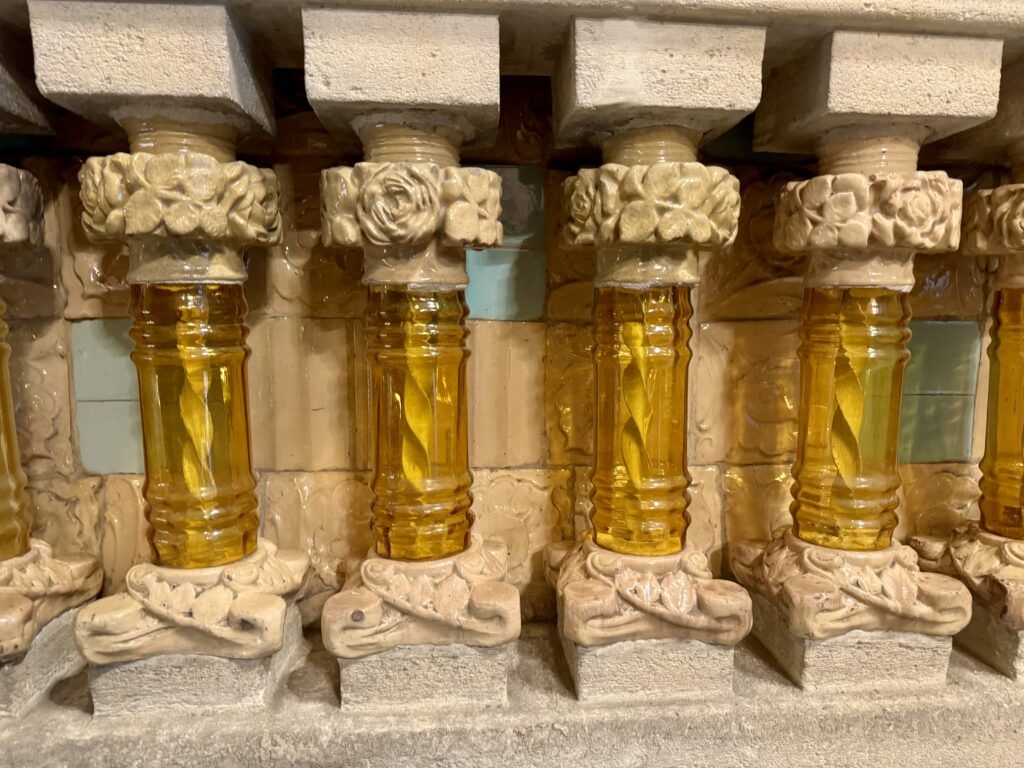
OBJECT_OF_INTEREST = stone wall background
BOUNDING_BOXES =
[0,77,993,622]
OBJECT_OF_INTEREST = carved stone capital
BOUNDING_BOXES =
[962,185,1024,256]
[0,166,43,250]
[546,538,752,647]
[75,539,308,664]
[730,527,971,640]
[321,535,521,659]
[79,152,282,246]
[0,539,102,662]
[562,163,741,251]
[320,163,502,249]
[774,172,962,255]
[911,524,1024,631]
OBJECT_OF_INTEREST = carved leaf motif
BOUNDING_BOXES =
[433,573,470,621]
[659,570,696,614]
[190,584,233,626]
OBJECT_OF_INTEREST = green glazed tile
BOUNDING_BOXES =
[466,248,546,321]
[77,400,144,474]
[898,393,974,463]
[70,319,137,402]
[904,320,980,395]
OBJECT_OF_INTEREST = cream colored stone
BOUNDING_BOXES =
[956,599,1024,680]
[973,314,992,463]
[471,468,572,621]
[76,539,308,664]
[0,606,83,718]
[467,321,545,469]
[897,463,981,540]
[259,470,373,624]
[691,320,800,465]
[721,464,794,547]
[548,537,751,647]
[544,322,593,466]
[0,539,102,662]
[321,535,521,659]
[0,165,43,249]
[7,317,76,479]
[731,527,971,639]
[27,474,102,558]
[686,465,723,576]
[248,317,370,472]
[98,474,150,595]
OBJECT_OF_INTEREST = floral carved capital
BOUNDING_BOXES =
[0,539,102,662]
[320,163,503,249]
[775,172,962,254]
[74,539,308,664]
[79,152,282,245]
[321,535,521,659]
[562,162,741,249]
[962,185,1024,256]
[731,527,971,640]
[0,165,43,249]
[546,537,752,647]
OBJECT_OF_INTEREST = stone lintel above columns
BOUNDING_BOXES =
[28,0,273,135]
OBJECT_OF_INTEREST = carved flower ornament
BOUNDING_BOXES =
[962,184,1024,255]
[0,166,42,247]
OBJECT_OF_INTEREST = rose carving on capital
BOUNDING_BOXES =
[0,165,43,249]
[562,162,740,251]
[962,184,1024,256]
[775,171,961,254]
[321,162,502,250]
[79,152,282,246]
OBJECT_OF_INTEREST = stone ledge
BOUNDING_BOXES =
[2,623,1023,767]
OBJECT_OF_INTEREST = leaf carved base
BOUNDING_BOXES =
[911,524,1024,631]
[545,537,752,647]
[731,527,971,640]
[75,539,308,664]
[321,535,522,659]
[0,539,102,662]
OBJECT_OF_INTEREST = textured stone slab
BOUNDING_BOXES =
[0,607,84,718]
[563,635,734,704]
[338,643,513,710]
[87,606,306,716]
[956,599,1024,681]
[751,592,953,692]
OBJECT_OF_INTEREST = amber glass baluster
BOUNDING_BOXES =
[0,301,29,561]
[130,283,259,568]
[591,286,691,556]
[790,287,910,550]
[979,286,1024,540]
[368,285,472,560]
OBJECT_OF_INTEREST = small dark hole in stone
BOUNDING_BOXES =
[238,620,255,631]
[352,610,365,623]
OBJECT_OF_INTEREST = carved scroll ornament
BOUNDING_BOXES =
[546,537,752,647]
[75,539,308,664]
[321,535,521,659]
[731,527,971,640]
[0,165,43,248]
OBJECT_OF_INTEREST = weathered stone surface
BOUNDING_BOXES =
[0,606,84,718]
[563,636,734,704]
[27,474,102,558]
[897,463,981,540]
[339,643,512,710]
[98,474,150,595]
[88,606,306,716]
[956,599,1024,681]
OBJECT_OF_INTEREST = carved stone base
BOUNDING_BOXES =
[321,535,521,659]
[339,643,512,710]
[562,635,735,704]
[0,606,85,718]
[750,591,953,691]
[75,539,308,664]
[547,538,752,647]
[88,605,306,716]
[730,527,971,639]
[956,599,1024,681]
[0,539,102,662]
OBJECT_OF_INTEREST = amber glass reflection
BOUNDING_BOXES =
[367,286,472,561]
[591,287,691,556]
[979,287,1024,540]
[130,283,258,568]
[791,287,910,551]
[0,304,29,561]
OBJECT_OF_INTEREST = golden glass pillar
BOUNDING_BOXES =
[0,300,30,562]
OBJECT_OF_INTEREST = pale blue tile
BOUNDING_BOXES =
[904,320,980,395]
[483,165,544,247]
[466,249,546,321]
[898,394,974,463]
[77,400,144,474]
[70,319,138,402]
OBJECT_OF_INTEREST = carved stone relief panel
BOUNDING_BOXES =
[546,169,595,323]
[896,463,981,540]
[722,464,794,547]
[545,322,594,465]
[691,319,800,465]
[98,474,151,595]
[910,252,987,320]
[27,474,102,559]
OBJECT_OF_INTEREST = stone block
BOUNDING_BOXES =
[0,606,84,717]
[563,635,734,704]
[956,599,1024,680]
[29,0,273,132]
[755,31,1003,152]
[302,8,500,142]
[751,592,953,692]
[338,643,512,710]
[88,606,306,715]
[555,18,766,143]
[0,29,51,134]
